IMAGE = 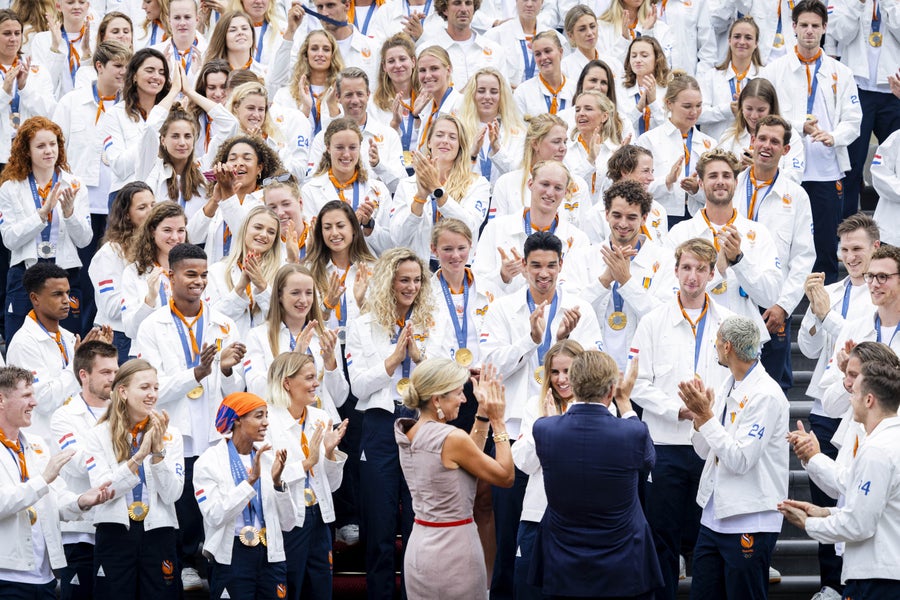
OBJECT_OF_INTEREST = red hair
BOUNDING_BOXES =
[0,117,70,184]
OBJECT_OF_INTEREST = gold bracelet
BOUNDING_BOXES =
[493,432,510,443]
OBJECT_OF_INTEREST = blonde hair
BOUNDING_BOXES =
[675,237,718,269]
[600,0,654,28]
[571,91,623,145]
[664,71,701,107]
[430,218,473,247]
[425,114,478,202]
[266,264,326,358]
[364,247,435,333]
[401,357,469,410]
[520,114,568,198]
[228,81,282,143]
[221,206,283,319]
[457,68,525,147]
[289,30,343,109]
[99,359,158,463]
[267,352,315,409]
[417,45,452,88]
[539,340,584,417]
[230,0,278,26]
[373,33,419,111]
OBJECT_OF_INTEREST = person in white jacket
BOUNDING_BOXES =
[780,358,900,600]
[681,315,789,599]
[206,205,282,340]
[266,351,348,600]
[512,32,575,119]
[82,358,184,599]
[0,116,93,339]
[243,263,348,423]
[0,365,113,597]
[131,242,246,591]
[49,340,119,600]
[758,0,862,285]
[871,130,900,247]
[194,392,295,599]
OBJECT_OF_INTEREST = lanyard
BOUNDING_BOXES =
[391,308,414,379]
[28,171,58,243]
[438,270,469,351]
[0,430,28,482]
[611,241,641,315]
[745,169,778,221]
[172,39,198,74]
[419,87,453,150]
[298,410,314,481]
[150,20,167,45]
[527,290,559,364]
[700,208,737,250]
[678,292,710,375]
[634,93,650,135]
[519,39,536,80]
[721,361,758,425]
[478,141,491,180]
[872,0,881,34]
[354,2,377,34]
[29,309,68,367]
[840,279,852,318]
[523,209,558,235]
[875,313,900,346]
[129,421,148,503]
[682,129,694,177]
[334,264,350,326]
[254,21,268,62]
[302,4,349,26]
[170,300,204,367]
[92,82,119,125]
[795,47,823,115]
[288,327,316,354]
[61,26,84,85]
[404,0,433,17]
[227,440,265,529]
[398,92,416,151]
[311,90,323,136]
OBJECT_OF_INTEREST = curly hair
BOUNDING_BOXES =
[0,117,70,184]
[123,48,172,122]
[373,33,419,112]
[289,30,343,109]
[606,144,653,182]
[102,181,153,250]
[266,264,326,358]
[364,247,435,334]
[98,359,158,463]
[623,36,670,89]
[211,135,284,192]
[305,200,375,293]
[127,202,187,275]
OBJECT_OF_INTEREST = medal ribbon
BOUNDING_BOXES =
[438,269,470,352]
[875,313,900,346]
[334,264,350,325]
[311,90,323,136]
[611,241,641,318]
[298,409,314,478]
[840,279,852,318]
[682,129,694,177]
[678,292,710,374]
[0,428,28,482]
[28,171,58,244]
[172,38,198,74]
[745,167,778,221]
[169,300,204,367]
[795,46,822,116]
[150,20,168,45]
[520,38,536,80]
[29,309,68,366]
[129,418,149,503]
[398,92,416,151]
[353,2,377,35]
[634,93,650,135]
[700,208,737,251]
[254,20,268,62]
[527,290,560,365]
[391,308,414,379]
[872,0,881,37]
[227,440,265,530]
[418,87,453,150]
[729,64,750,99]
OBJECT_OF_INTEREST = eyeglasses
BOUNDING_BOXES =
[863,272,900,284]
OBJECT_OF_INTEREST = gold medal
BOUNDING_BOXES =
[534,366,544,385]
[773,32,784,48]
[304,487,318,507]
[239,525,260,546]
[869,31,882,47]
[259,527,267,547]
[128,501,149,522]
[805,113,817,122]
[187,385,204,399]
[712,281,728,295]
[396,378,411,394]
[608,311,627,331]
[455,348,473,367]
[403,150,414,166]
[25,506,37,525]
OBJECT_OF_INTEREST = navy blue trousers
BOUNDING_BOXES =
[843,579,900,600]
[808,412,844,592]
[0,580,55,600]
[208,539,287,600]
[802,180,843,285]
[690,527,778,600]
[93,521,178,600]
[59,541,94,600]
[283,504,333,600]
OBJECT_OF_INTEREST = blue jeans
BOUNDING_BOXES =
[690,527,778,600]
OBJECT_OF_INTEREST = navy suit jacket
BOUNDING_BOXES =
[532,402,663,597]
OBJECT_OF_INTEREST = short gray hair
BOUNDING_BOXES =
[336,67,369,94]
[718,316,760,362]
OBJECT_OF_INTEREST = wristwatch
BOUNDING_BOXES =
[151,449,167,459]
[432,187,445,200]
[728,252,744,267]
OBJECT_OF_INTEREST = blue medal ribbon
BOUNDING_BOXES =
[875,313,900,346]
[227,440,265,530]
[520,40,536,80]
[806,57,822,115]
[439,271,469,353]
[355,2,377,35]
[610,241,641,319]
[526,290,559,364]
[683,128,694,177]
[302,4,349,27]
[171,308,204,368]
[391,308,414,379]
[840,279,852,318]
[254,21,268,63]
[28,171,59,245]
[744,170,778,221]
[130,432,146,503]
[523,209,558,236]
[404,0,433,18]
[478,143,491,180]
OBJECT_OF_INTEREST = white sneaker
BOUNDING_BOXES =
[182,567,203,591]
[678,555,686,580]
[811,586,842,600]
[336,524,360,546]
[768,566,782,584]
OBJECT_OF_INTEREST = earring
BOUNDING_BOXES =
[436,406,445,421]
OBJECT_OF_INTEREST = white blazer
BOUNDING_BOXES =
[186,192,263,264]
[697,63,760,143]
[194,438,298,564]
[267,404,346,527]
[830,0,900,87]
[871,131,900,247]
[206,261,273,341]
[52,85,119,188]
[0,62,56,162]
[0,170,92,269]
[657,0,718,75]
[83,422,185,530]
[513,75,577,119]
[102,103,169,194]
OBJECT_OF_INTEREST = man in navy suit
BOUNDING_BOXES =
[531,350,663,600]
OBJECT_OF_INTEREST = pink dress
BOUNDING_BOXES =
[395,418,487,600]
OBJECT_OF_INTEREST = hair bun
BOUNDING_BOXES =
[401,384,420,410]
[670,69,688,80]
